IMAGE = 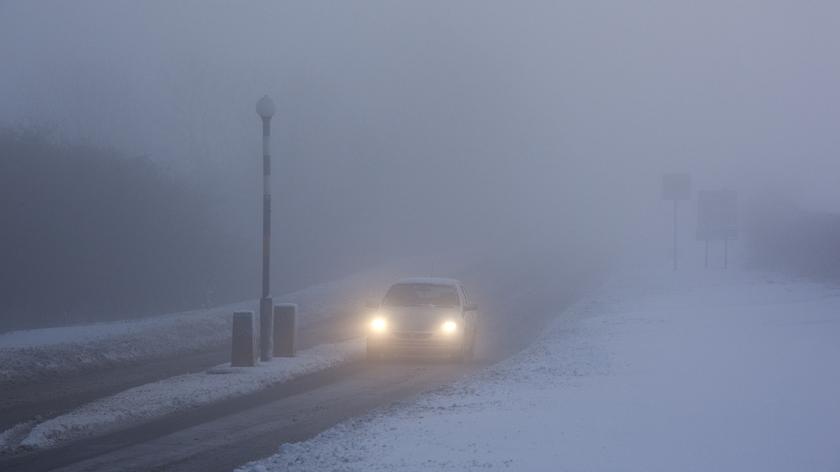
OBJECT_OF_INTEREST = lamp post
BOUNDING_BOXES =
[256,95,275,361]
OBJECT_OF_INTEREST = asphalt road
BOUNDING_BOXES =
[0,252,600,472]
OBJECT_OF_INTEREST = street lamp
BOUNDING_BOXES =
[256,95,275,361]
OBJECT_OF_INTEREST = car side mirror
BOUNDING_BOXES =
[463,303,478,312]
[365,300,379,310]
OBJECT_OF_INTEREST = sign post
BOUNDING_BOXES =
[661,173,691,270]
[696,189,738,269]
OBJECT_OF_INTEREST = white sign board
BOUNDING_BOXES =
[661,173,691,200]
[697,189,738,241]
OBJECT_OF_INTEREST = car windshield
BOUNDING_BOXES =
[383,283,459,307]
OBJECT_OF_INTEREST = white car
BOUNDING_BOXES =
[365,278,478,361]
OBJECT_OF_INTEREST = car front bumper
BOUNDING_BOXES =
[368,331,464,356]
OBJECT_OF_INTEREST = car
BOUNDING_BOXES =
[365,277,478,362]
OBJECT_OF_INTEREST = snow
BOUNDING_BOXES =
[0,420,35,451]
[238,264,840,472]
[0,338,364,451]
[0,268,390,385]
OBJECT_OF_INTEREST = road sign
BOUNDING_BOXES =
[697,190,738,241]
[661,173,691,201]
[697,189,738,269]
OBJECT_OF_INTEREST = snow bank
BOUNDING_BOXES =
[239,266,840,472]
[2,339,364,451]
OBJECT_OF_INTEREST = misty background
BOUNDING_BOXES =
[1,1,839,330]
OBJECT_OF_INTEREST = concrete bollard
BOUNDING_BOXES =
[259,297,274,362]
[231,311,258,367]
[273,303,297,357]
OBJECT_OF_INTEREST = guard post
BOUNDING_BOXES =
[231,311,258,367]
[273,303,297,357]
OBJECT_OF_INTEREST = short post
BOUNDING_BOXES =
[259,299,274,362]
[231,311,258,367]
[273,303,297,357]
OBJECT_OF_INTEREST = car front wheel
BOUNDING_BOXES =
[454,334,473,363]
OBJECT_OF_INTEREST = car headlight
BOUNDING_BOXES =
[441,319,458,335]
[370,316,388,333]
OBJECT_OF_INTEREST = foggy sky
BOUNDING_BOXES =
[2,0,839,287]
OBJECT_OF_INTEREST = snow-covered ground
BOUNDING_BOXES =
[0,267,392,385]
[239,264,840,472]
[0,338,364,452]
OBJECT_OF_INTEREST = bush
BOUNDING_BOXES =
[744,193,840,279]
[0,128,251,331]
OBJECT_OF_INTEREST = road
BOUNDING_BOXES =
[0,252,601,472]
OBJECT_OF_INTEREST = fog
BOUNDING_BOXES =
[2,1,839,327]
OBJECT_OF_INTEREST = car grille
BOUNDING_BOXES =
[392,331,434,340]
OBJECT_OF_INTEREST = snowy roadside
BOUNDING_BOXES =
[0,338,364,452]
[238,264,840,472]
[0,268,390,386]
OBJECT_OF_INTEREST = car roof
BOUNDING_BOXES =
[392,277,462,287]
